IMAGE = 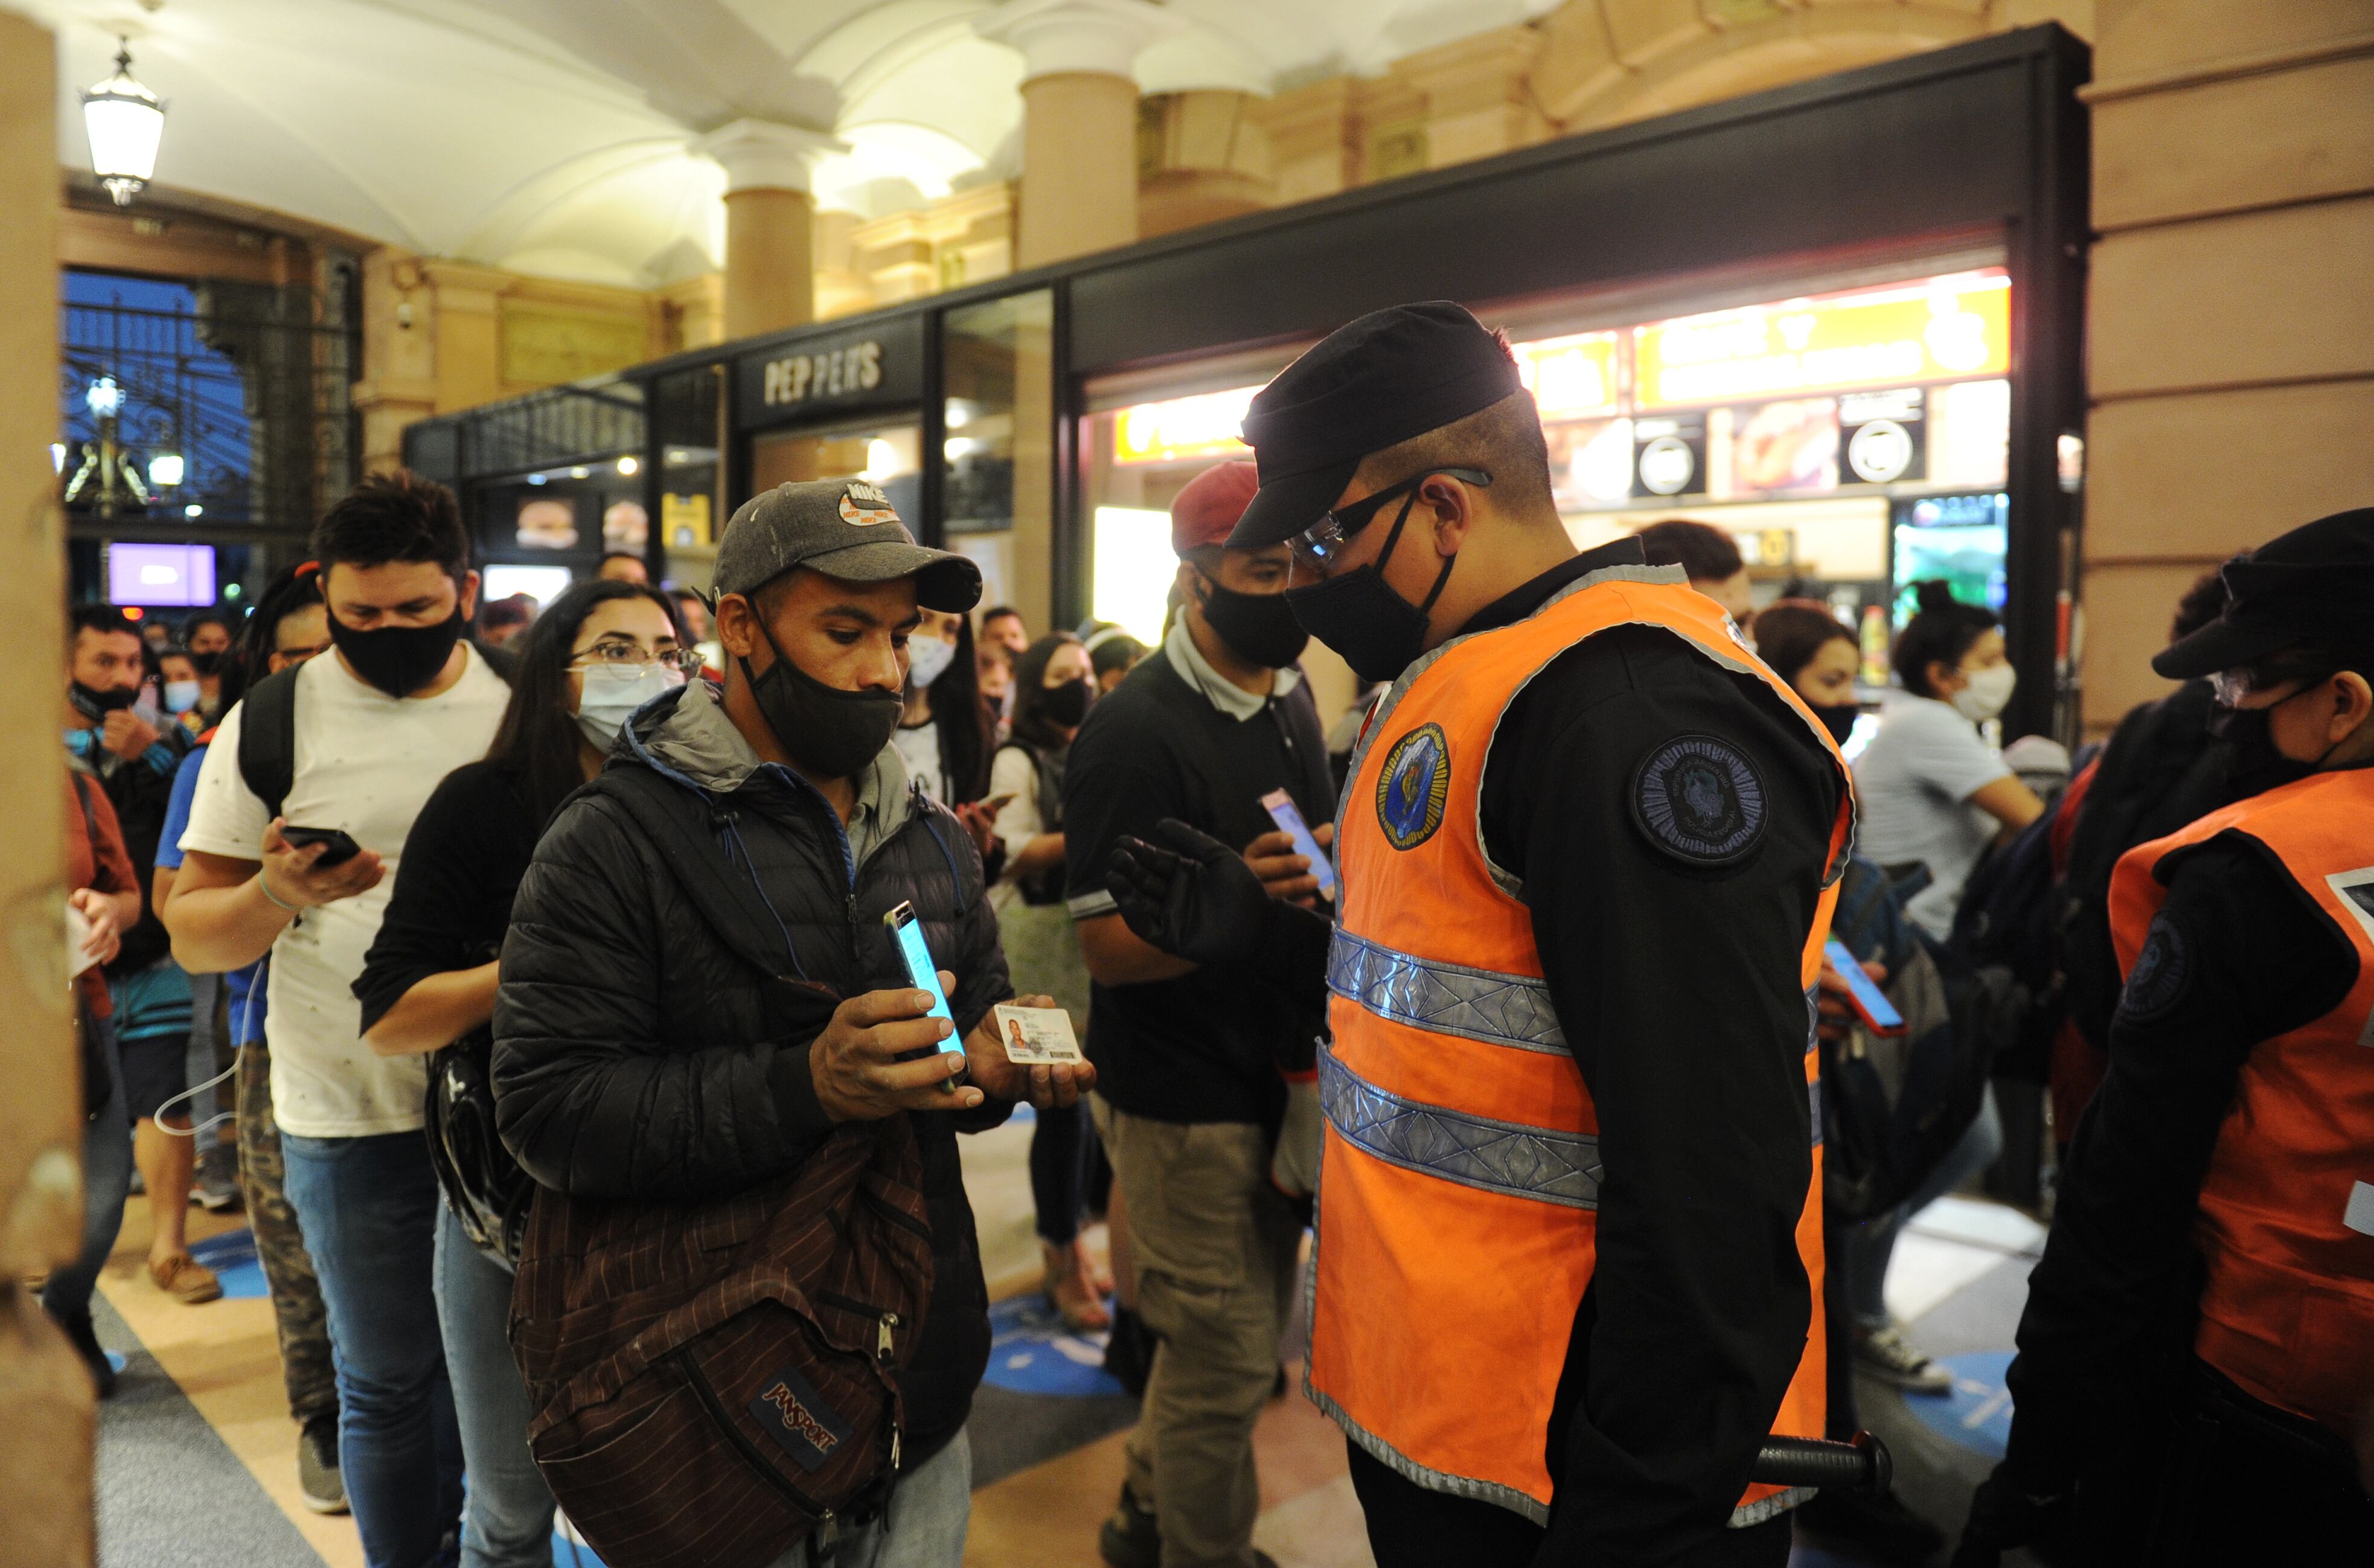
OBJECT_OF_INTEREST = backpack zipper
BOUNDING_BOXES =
[673,1347,832,1521]
[813,1292,903,1363]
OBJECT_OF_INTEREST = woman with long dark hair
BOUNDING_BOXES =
[356,578,688,1568]
[985,633,1111,1330]
[894,605,992,804]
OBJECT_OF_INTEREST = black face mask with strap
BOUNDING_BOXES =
[1281,487,1457,685]
[740,618,904,781]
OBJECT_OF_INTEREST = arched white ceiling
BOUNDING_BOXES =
[34,0,1567,287]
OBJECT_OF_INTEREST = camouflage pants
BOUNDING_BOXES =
[236,1042,338,1426]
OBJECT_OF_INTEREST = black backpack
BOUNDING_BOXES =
[1944,796,2069,1084]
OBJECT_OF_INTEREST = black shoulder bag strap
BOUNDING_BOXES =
[237,665,302,822]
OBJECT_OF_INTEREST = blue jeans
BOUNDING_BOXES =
[433,1205,554,1568]
[763,1427,971,1568]
[43,1013,131,1325]
[1846,1084,2005,1329]
[283,1131,464,1568]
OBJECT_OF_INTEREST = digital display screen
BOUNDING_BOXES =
[888,906,955,1029]
[482,563,575,609]
[108,543,216,607]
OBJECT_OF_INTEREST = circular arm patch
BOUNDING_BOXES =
[1630,733,1768,868]
[2117,909,2192,1025]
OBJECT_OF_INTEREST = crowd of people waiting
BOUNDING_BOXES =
[51,304,2373,1568]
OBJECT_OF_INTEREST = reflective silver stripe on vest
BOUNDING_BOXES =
[1319,1040,1601,1208]
[1329,929,1569,1055]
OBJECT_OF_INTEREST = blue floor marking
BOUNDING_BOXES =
[981,1293,1122,1398]
[1900,1349,2015,1459]
[188,1227,267,1300]
[550,1523,610,1568]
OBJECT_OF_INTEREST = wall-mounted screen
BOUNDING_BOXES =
[482,563,575,609]
[108,543,217,607]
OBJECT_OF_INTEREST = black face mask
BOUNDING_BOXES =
[329,603,466,698]
[1811,703,1860,746]
[69,681,139,722]
[1038,676,1092,730]
[741,620,904,781]
[1282,489,1457,685]
[2209,694,2327,800]
[188,649,223,677]
[1194,572,1309,670]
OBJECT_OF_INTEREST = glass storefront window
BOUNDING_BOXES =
[750,414,923,526]
[654,365,724,589]
[943,290,1053,633]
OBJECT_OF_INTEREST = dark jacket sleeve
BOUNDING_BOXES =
[2001,834,2356,1491]
[1488,631,1836,1564]
[492,793,839,1199]
[355,766,522,1035]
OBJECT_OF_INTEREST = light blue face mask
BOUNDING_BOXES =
[164,679,201,713]
[574,662,682,752]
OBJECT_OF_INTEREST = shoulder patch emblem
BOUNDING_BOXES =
[1375,723,1451,851]
[1631,734,1767,868]
[2118,910,2191,1025]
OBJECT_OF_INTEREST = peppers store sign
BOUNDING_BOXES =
[737,319,921,429]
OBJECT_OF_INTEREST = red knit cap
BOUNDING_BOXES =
[1169,460,1261,555]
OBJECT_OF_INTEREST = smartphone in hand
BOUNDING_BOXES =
[280,825,363,867]
[1823,939,1905,1035]
[885,900,960,1092]
[1260,789,1336,899]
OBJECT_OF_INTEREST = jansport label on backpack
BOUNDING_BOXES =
[747,1362,856,1471]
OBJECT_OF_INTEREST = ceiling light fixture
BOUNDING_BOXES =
[83,39,166,207]
[616,455,639,476]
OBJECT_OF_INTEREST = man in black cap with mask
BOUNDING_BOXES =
[1102,303,1856,1566]
[1960,508,2374,1568]
[493,478,1092,1568]
[1063,458,1336,1568]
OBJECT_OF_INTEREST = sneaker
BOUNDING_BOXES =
[149,1253,224,1305]
[51,1306,117,1400]
[1795,1485,1945,1558]
[1852,1322,1952,1393]
[1097,1483,1159,1568]
[298,1415,348,1515]
[191,1145,243,1212]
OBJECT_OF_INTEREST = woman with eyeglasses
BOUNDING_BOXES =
[355,578,690,1568]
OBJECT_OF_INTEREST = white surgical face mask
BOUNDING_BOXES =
[575,662,682,752]
[1951,661,2017,723]
[906,634,956,691]
[163,679,200,713]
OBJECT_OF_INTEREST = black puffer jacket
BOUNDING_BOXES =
[491,680,1013,1465]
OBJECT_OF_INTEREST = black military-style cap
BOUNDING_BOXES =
[1227,301,1525,550]
[2154,507,2374,679]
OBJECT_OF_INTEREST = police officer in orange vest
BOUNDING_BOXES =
[1105,302,1855,1566]
[1959,508,2374,1567]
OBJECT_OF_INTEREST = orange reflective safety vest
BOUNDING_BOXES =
[1309,564,1856,1527]
[2107,766,2374,1436]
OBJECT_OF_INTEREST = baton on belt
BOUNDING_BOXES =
[1748,1431,1892,1493]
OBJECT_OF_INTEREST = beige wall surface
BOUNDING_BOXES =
[2079,0,2374,730]
[2,9,95,1563]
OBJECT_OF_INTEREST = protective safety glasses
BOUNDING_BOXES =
[2209,665,2331,708]
[1292,467,1492,565]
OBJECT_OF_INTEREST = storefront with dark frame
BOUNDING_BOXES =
[408,23,2088,740]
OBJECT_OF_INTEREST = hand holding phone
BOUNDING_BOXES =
[1259,790,1336,900]
[886,901,961,1094]
[279,825,363,867]
[1822,939,1905,1036]
[261,819,385,910]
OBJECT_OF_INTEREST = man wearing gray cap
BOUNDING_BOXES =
[493,479,1090,1567]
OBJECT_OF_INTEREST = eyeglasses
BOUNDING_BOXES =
[1292,467,1492,564]
[568,643,705,674]
[2209,665,2328,708]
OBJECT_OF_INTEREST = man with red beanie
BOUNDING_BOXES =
[1063,459,1337,1568]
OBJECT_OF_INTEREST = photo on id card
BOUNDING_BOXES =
[992,1003,1084,1065]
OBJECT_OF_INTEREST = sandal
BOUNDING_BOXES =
[149,1253,223,1305]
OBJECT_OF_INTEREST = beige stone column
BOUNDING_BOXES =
[1,8,96,1563]
[2077,1,2374,731]
[695,120,843,341]
[977,0,1183,267]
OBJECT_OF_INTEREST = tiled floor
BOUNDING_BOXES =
[82,1120,2036,1567]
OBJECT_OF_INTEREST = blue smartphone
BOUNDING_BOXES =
[1823,939,1906,1035]
[885,901,960,1090]
[1261,789,1337,899]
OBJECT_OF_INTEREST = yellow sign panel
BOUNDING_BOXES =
[1112,386,1258,466]
[1513,330,1620,420]
[1634,271,2010,411]
[662,491,711,548]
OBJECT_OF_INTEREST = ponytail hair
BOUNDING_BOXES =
[1892,580,1999,699]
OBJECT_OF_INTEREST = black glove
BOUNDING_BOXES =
[1953,1468,2074,1568]
[1107,819,1275,967]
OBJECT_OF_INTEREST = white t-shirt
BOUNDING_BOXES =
[179,645,510,1138]
[893,719,944,802]
[1851,690,2014,939]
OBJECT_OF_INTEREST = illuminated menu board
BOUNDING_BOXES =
[1633,271,2009,411]
[1512,330,1621,420]
[1112,385,1257,465]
